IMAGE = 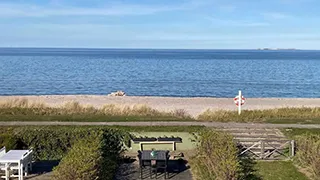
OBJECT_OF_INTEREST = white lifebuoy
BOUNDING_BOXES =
[234,96,245,106]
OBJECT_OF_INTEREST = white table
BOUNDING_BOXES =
[0,150,29,180]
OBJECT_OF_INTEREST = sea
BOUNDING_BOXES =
[0,48,319,98]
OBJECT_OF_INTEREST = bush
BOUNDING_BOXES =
[0,126,126,161]
[52,132,104,180]
[14,126,106,160]
[52,130,123,180]
[0,133,19,150]
[190,130,240,180]
[0,126,125,179]
[295,134,320,179]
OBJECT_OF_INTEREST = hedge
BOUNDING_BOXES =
[0,126,126,161]
[52,130,122,180]
[190,130,240,180]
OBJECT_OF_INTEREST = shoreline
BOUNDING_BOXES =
[1,95,319,117]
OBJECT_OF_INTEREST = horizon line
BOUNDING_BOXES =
[0,47,319,51]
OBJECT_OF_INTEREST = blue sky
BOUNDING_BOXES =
[0,0,320,49]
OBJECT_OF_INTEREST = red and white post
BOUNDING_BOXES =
[234,90,245,115]
[238,90,242,115]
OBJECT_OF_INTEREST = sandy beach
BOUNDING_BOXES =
[0,95,319,117]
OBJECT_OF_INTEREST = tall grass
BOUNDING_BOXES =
[1,98,320,123]
[198,107,320,123]
[0,98,46,109]
[0,98,192,121]
[295,134,320,179]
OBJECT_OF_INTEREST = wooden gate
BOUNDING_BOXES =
[238,140,295,160]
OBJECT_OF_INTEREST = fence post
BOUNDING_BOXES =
[291,140,295,157]
[260,141,264,159]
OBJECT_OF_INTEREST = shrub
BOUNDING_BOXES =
[14,126,105,160]
[0,133,19,150]
[52,132,104,180]
[52,129,123,180]
[190,130,240,180]
[295,134,320,179]
[0,126,126,161]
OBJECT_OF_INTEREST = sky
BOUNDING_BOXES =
[0,0,320,49]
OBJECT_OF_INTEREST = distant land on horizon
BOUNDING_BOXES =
[257,48,300,50]
[0,47,317,51]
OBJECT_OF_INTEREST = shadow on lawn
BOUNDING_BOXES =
[239,156,262,180]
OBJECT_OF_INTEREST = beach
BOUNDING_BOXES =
[1,95,319,117]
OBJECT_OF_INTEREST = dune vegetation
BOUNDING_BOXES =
[198,107,320,124]
[0,98,192,121]
[1,98,320,124]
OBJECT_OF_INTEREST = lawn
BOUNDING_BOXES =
[255,161,309,180]
[266,118,320,124]
[282,128,320,138]
[0,125,206,133]
[111,125,205,132]
[0,114,194,122]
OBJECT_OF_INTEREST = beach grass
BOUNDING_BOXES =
[198,107,320,124]
[0,98,193,122]
[1,98,320,123]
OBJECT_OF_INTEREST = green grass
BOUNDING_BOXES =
[111,125,205,132]
[266,118,320,124]
[198,108,320,124]
[0,125,206,133]
[255,161,309,180]
[0,114,193,122]
[282,128,320,138]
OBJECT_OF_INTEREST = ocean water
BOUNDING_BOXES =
[0,48,320,98]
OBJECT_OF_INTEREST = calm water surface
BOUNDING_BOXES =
[0,48,320,97]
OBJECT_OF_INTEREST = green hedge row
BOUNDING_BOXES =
[0,126,126,161]
[52,130,122,180]
[190,130,240,180]
[0,126,125,180]
[190,129,259,180]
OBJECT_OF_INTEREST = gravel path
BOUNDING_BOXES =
[1,121,320,129]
